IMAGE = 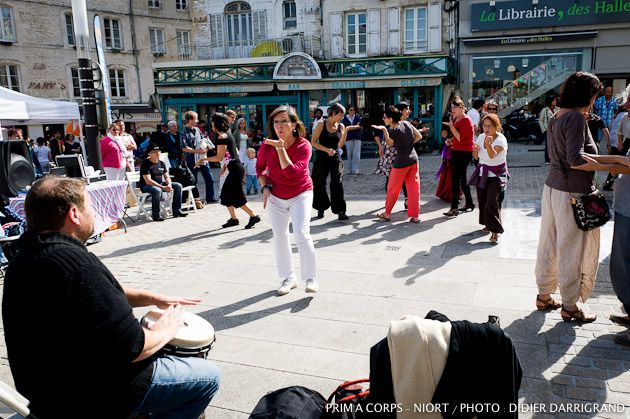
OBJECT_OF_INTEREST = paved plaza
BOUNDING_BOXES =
[1,143,629,418]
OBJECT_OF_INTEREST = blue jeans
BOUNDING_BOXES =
[187,161,215,201]
[141,182,182,218]
[611,211,630,315]
[131,355,220,419]
[246,174,259,193]
[346,140,362,174]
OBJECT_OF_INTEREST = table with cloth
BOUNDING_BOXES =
[6,180,127,235]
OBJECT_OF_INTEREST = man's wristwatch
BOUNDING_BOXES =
[261,184,273,192]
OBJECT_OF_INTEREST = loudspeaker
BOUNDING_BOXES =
[0,140,36,197]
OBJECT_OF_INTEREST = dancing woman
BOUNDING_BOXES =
[257,106,318,295]
[196,113,260,229]
[311,103,349,220]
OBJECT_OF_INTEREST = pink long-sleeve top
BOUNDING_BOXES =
[256,138,313,200]
[100,136,126,169]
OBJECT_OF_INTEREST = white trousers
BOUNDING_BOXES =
[268,190,317,282]
[535,185,600,305]
[104,167,126,181]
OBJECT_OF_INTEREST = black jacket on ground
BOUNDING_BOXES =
[2,231,153,418]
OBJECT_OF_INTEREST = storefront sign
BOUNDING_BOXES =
[110,111,162,122]
[463,31,598,46]
[471,0,630,31]
[277,78,442,91]
[156,84,274,95]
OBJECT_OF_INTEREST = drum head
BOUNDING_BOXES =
[142,309,215,349]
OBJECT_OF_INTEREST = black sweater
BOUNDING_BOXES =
[2,231,153,418]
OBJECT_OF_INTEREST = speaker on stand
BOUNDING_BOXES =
[0,140,36,198]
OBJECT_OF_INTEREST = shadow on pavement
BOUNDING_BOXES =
[198,290,312,332]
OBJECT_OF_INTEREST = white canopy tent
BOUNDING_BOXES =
[0,86,80,126]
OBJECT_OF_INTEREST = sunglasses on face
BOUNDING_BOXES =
[487,107,498,111]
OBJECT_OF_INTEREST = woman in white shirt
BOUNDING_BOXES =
[235,118,249,163]
[469,113,508,243]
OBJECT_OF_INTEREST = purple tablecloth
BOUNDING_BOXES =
[7,180,127,235]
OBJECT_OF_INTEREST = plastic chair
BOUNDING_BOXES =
[125,172,171,221]
[180,185,197,213]
[0,380,36,418]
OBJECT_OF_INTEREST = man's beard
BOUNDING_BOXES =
[78,223,95,243]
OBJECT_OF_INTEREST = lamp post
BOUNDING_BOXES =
[71,0,102,170]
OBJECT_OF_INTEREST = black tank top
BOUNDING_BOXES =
[316,121,341,159]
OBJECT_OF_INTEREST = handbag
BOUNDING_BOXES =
[550,116,611,231]
[170,165,196,187]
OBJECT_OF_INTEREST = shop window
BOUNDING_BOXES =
[176,0,187,11]
[176,30,191,58]
[346,12,366,56]
[109,68,126,98]
[0,6,16,42]
[149,28,165,54]
[65,14,75,46]
[404,7,427,53]
[0,64,19,91]
[104,18,122,50]
[283,1,297,29]
[70,67,80,97]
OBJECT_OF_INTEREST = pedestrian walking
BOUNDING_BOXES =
[539,95,558,164]
[535,71,607,323]
[311,103,349,220]
[469,114,509,243]
[443,97,476,217]
[244,148,259,195]
[257,106,318,296]
[342,106,363,175]
[34,137,52,174]
[372,105,422,223]
[196,113,260,229]
[435,128,457,202]
[101,123,127,181]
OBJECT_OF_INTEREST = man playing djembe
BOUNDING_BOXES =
[2,176,219,418]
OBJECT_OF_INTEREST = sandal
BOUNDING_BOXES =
[376,213,391,222]
[610,314,630,327]
[481,227,490,234]
[409,218,420,224]
[489,233,499,243]
[536,296,562,311]
[443,208,458,217]
[560,306,597,323]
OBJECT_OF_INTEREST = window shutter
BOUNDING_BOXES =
[428,1,442,52]
[209,13,225,48]
[253,10,267,42]
[367,9,380,56]
[387,8,400,55]
[330,12,343,58]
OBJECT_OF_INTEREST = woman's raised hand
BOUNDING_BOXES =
[264,138,284,149]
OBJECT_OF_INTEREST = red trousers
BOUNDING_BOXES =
[385,163,420,218]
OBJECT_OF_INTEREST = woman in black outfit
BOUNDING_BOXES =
[311,103,349,220]
[196,113,260,229]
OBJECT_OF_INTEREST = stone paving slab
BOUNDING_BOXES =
[1,142,629,418]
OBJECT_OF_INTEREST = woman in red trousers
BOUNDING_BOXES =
[372,106,422,223]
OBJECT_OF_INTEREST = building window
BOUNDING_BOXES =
[149,28,165,54]
[0,6,16,42]
[404,7,427,52]
[346,12,366,56]
[283,1,296,29]
[148,0,160,8]
[70,67,80,97]
[176,0,187,11]
[64,14,75,46]
[0,64,19,92]
[225,1,253,47]
[176,30,191,58]
[109,68,126,97]
[104,18,122,50]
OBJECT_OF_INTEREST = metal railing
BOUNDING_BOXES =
[174,35,323,61]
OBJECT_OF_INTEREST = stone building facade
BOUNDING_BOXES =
[0,0,193,136]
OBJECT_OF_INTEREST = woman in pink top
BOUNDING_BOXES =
[443,96,476,217]
[100,123,127,180]
[256,106,317,296]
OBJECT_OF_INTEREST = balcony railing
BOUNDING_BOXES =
[173,35,323,61]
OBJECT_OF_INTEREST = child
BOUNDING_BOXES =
[244,147,260,195]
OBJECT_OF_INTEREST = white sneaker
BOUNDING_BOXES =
[305,279,319,293]
[277,278,298,296]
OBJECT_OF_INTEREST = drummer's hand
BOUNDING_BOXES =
[152,304,184,339]
[155,294,201,309]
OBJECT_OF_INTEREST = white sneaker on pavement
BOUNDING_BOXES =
[277,278,298,296]
[305,279,319,293]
